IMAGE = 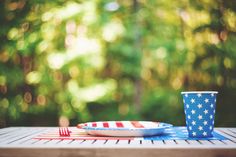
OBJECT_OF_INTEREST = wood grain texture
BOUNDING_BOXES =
[0,127,236,157]
[0,148,236,157]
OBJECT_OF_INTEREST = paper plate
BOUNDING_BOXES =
[77,121,173,137]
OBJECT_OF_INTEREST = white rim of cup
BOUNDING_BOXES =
[181,91,218,94]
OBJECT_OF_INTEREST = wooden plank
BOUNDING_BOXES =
[0,128,47,145]
[0,128,22,136]
[152,140,165,145]
[67,140,85,146]
[0,148,236,157]
[140,140,153,146]
[163,140,177,145]
[116,140,129,146]
[0,129,36,144]
[198,140,214,145]
[44,139,62,145]
[92,140,107,145]
[186,140,201,145]
[0,127,236,150]
[79,140,95,146]
[209,140,225,145]
[221,140,236,145]
[7,128,49,145]
[104,140,117,146]
[21,139,41,145]
[175,140,189,145]
[215,128,236,143]
[56,140,74,145]
[228,128,236,133]
[129,140,141,146]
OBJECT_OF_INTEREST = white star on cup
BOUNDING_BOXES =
[204,99,209,103]
[204,109,208,114]
[192,132,196,136]
[191,110,196,114]
[198,126,203,131]
[188,115,191,119]
[203,120,208,125]
[191,99,195,103]
[203,132,207,136]
[198,115,203,120]
[192,121,196,125]
[197,104,202,109]
[197,93,202,97]
[210,104,214,108]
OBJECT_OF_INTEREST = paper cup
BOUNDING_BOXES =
[181,91,218,138]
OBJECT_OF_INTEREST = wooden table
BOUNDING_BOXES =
[0,127,236,157]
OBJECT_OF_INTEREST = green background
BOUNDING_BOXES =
[0,0,236,127]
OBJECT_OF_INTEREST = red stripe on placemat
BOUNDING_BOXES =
[33,137,134,140]
[131,121,144,128]
[116,121,124,128]
[103,122,109,128]
[92,122,97,127]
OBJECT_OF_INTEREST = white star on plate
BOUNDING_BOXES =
[209,126,212,130]
[203,120,208,125]
[214,110,216,113]
[185,94,188,97]
[203,132,207,136]
[192,132,196,136]
[198,115,203,120]
[210,115,213,119]
[192,121,196,125]
[198,126,203,131]
[191,110,196,114]
[214,99,216,102]
[197,93,202,97]
[204,109,208,114]
[204,98,209,103]
[210,104,214,108]
[188,115,191,119]
[186,104,189,108]
[189,126,192,130]
[197,104,202,109]
[211,93,214,97]
[191,99,195,103]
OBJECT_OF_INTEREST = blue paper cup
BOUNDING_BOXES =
[181,91,218,138]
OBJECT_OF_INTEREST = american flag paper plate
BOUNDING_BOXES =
[77,121,173,137]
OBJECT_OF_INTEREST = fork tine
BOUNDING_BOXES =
[59,128,62,136]
[59,127,71,137]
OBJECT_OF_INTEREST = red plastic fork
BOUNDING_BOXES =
[59,127,71,137]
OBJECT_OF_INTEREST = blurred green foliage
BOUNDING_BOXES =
[0,0,236,127]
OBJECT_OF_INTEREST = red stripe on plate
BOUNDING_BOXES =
[103,122,109,128]
[92,122,97,127]
[116,121,124,128]
[131,121,144,128]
